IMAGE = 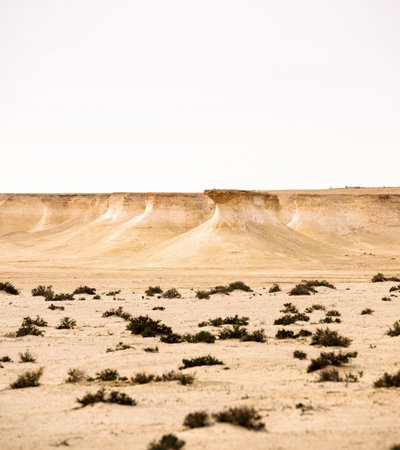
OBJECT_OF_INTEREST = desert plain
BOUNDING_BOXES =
[1,188,400,450]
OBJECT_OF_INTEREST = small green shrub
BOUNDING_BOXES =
[307,351,357,372]
[374,370,400,388]
[180,355,223,369]
[56,317,76,329]
[32,285,54,299]
[213,406,265,431]
[293,350,307,360]
[183,411,210,428]
[0,281,20,295]
[148,434,185,450]
[73,285,96,295]
[127,315,172,337]
[65,368,86,383]
[387,321,400,337]
[195,290,210,299]
[146,286,163,296]
[47,304,64,311]
[269,283,281,293]
[19,350,37,363]
[311,328,351,347]
[10,367,43,389]
[77,388,136,406]
[162,288,182,299]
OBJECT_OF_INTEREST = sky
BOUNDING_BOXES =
[0,0,399,193]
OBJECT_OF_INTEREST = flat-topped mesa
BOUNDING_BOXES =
[204,189,281,230]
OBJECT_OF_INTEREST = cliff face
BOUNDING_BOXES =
[0,188,399,268]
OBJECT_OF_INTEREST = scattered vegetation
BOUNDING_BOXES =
[65,368,86,383]
[218,325,248,340]
[289,284,317,296]
[180,355,224,369]
[276,329,311,339]
[302,280,336,289]
[131,370,194,386]
[387,320,400,337]
[10,367,43,389]
[106,342,132,353]
[145,286,163,296]
[148,434,185,450]
[93,368,121,382]
[56,317,77,329]
[213,406,265,431]
[183,411,211,428]
[241,329,266,343]
[32,285,54,299]
[195,290,210,299]
[51,293,74,301]
[102,306,132,321]
[269,283,281,293]
[127,315,172,337]
[73,285,96,295]
[106,290,121,296]
[160,333,184,344]
[16,322,44,337]
[0,281,20,295]
[389,285,400,292]
[293,350,307,360]
[274,313,310,325]
[22,316,48,327]
[48,304,64,311]
[198,315,249,328]
[361,308,374,315]
[77,388,136,407]
[371,273,400,283]
[310,328,352,347]
[183,331,216,343]
[305,304,326,313]
[307,351,358,372]
[374,370,400,388]
[317,368,342,382]
[19,350,37,363]
[281,302,299,314]
[162,288,182,299]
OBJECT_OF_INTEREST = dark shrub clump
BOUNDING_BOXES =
[387,321,400,337]
[145,286,163,296]
[374,370,400,388]
[274,313,310,325]
[162,289,182,299]
[310,328,352,347]
[195,290,210,299]
[32,285,54,299]
[73,285,96,295]
[293,350,307,360]
[127,315,172,337]
[361,308,374,315]
[213,406,265,431]
[180,355,223,369]
[183,331,216,343]
[307,351,358,372]
[10,367,43,389]
[48,304,64,311]
[102,306,132,321]
[77,388,136,407]
[56,317,77,329]
[148,434,185,450]
[183,411,210,428]
[0,281,20,295]
[269,283,281,293]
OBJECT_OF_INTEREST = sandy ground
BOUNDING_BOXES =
[1,271,400,450]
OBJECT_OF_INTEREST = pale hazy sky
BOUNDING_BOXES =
[0,0,399,193]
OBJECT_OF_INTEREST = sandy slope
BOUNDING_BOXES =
[1,276,400,450]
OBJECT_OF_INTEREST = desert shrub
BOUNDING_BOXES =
[47,304,64,311]
[293,350,307,360]
[10,367,43,389]
[218,325,248,340]
[318,368,342,382]
[22,316,48,327]
[180,355,223,369]
[372,273,400,283]
[73,285,96,295]
[274,313,310,325]
[269,283,281,293]
[102,306,131,321]
[289,284,316,296]
[106,342,132,353]
[307,351,357,372]
[144,346,159,353]
[199,315,249,328]
[162,288,182,299]
[127,315,172,337]
[311,328,352,347]
[131,372,155,384]
[16,323,44,337]
[297,329,312,337]
[361,308,374,315]
[241,329,266,343]
[195,290,210,299]
[157,371,194,385]
[148,434,185,450]
[32,285,54,299]
[65,368,86,383]
[51,293,74,301]
[0,356,12,362]
[160,333,183,344]
[0,281,20,295]
[106,290,121,296]
[302,280,336,289]
[281,303,299,314]
[77,388,135,407]
[382,296,392,302]
[183,331,216,343]
[320,317,341,324]
[213,406,265,431]
[387,320,400,337]
[183,411,210,428]
[94,368,121,382]
[145,286,163,296]
[56,317,76,329]
[19,350,37,363]
[93,294,101,299]
[374,370,400,388]
[207,281,252,296]
[152,306,165,311]
[276,329,296,339]
[326,310,341,317]
[389,285,400,292]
